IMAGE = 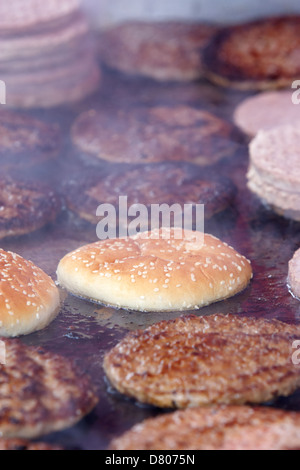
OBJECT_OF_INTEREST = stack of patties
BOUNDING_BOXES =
[247,123,300,221]
[0,0,101,108]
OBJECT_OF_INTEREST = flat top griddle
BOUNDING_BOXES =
[1,68,300,450]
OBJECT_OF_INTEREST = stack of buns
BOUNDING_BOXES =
[0,0,101,108]
[247,123,300,221]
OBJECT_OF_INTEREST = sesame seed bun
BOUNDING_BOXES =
[0,250,60,337]
[56,228,252,312]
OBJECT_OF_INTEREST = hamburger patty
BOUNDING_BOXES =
[0,176,61,240]
[203,16,300,90]
[0,439,63,450]
[0,110,61,170]
[71,106,240,166]
[110,405,300,450]
[98,21,218,82]
[63,162,236,224]
[0,339,98,439]
[104,314,300,409]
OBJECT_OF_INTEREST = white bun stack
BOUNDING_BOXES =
[247,124,300,221]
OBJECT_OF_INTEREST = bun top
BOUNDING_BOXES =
[57,228,253,312]
[0,250,60,337]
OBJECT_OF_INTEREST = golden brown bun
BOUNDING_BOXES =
[0,250,60,337]
[57,228,252,312]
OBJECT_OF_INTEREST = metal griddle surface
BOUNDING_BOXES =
[2,68,300,450]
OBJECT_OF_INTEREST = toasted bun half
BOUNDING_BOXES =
[0,250,60,337]
[56,228,252,312]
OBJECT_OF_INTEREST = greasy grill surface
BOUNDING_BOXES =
[1,68,300,449]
